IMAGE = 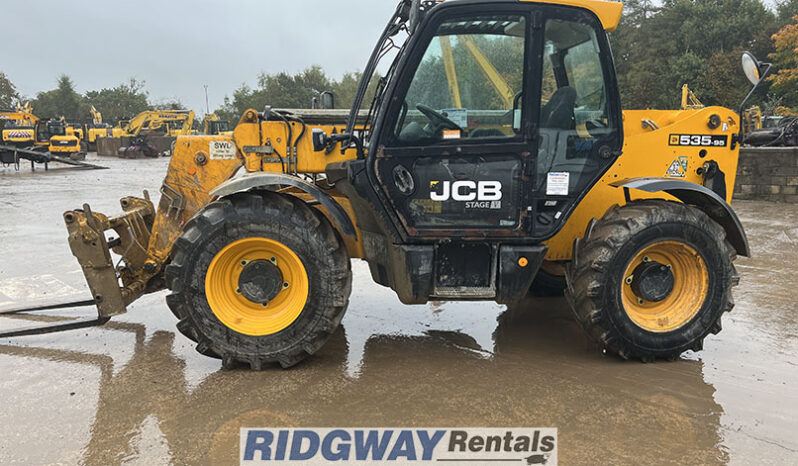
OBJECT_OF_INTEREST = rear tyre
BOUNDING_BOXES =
[566,200,738,361]
[165,191,352,369]
[529,262,566,297]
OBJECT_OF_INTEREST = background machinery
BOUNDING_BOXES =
[33,118,87,161]
[743,109,798,146]
[86,106,112,151]
[1,0,765,369]
[96,110,195,158]
[0,104,39,163]
[203,113,233,136]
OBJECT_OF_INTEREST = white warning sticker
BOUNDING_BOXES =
[546,172,570,196]
[209,140,236,159]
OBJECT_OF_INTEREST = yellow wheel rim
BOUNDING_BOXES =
[621,240,709,333]
[205,237,309,336]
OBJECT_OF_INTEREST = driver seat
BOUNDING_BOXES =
[540,86,576,130]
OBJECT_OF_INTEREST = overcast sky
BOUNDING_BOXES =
[5,0,398,114]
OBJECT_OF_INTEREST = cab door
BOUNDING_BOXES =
[34,121,52,146]
[370,2,622,241]
[372,7,536,239]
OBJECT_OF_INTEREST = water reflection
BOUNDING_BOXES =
[0,296,726,465]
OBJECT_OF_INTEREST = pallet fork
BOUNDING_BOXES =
[0,300,109,338]
[0,196,155,338]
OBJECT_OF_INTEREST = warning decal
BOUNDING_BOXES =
[209,140,236,159]
[664,156,689,178]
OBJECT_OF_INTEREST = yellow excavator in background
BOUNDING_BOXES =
[122,110,195,137]
[86,106,112,151]
[110,118,130,138]
[203,113,233,136]
[97,110,195,157]
[0,104,39,160]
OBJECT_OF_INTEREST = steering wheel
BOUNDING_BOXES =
[416,104,461,133]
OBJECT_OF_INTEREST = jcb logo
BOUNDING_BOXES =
[430,181,502,202]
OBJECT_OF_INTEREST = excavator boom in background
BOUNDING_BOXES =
[96,110,195,158]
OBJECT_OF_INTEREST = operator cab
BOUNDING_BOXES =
[322,0,623,303]
[206,120,230,135]
[371,0,621,240]
[35,120,67,144]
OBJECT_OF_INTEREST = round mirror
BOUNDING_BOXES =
[742,52,761,85]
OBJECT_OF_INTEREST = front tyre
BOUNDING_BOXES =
[566,200,738,361]
[165,192,352,369]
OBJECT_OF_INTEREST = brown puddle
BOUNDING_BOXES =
[1,157,797,465]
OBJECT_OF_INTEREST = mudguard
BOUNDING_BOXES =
[611,177,750,257]
[210,173,357,238]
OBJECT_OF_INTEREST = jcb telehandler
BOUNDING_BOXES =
[1,0,768,369]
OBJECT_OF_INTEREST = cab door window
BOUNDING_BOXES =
[393,15,527,146]
[537,18,619,198]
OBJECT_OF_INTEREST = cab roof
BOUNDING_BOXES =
[519,0,622,31]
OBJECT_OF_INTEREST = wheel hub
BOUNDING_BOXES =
[238,259,284,304]
[629,261,674,302]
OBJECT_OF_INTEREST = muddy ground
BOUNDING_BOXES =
[0,156,796,465]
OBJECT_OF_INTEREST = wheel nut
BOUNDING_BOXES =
[270,257,277,264]
[642,256,651,262]
[236,288,241,294]
[240,260,249,266]
[638,298,645,305]
[283,282,290,289]
[625,275,634,285]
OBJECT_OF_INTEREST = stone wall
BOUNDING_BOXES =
[734,147,798,203]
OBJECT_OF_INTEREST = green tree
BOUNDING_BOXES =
[776,0,798,25]
[215,67,381,125]
[151,99,186,111]
[0,72,19,109]
[612,0,776,109]
[329,72,367,109]
[213,94,239,126]
[32,75,87,121]
[85,78,150,123]
[255,65,332,108]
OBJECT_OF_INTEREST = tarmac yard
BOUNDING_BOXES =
[0,157,797,465]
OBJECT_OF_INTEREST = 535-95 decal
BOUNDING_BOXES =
[669,134,728,147]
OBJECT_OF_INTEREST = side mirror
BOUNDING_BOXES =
[741,52,762,86]
[736,51,773,148]
[312,128,328,152]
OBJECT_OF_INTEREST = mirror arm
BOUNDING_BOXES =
[737,61,772,148]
